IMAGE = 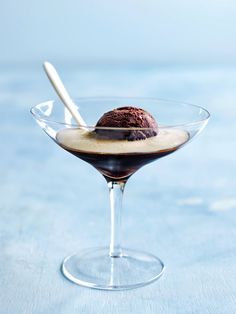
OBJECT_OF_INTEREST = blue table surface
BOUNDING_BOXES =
[0,63,236,314]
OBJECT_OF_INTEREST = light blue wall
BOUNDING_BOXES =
[0,0,235,64]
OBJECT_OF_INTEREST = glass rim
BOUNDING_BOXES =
[30,96,210,129]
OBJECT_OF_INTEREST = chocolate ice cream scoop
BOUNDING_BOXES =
[95,106,158,141]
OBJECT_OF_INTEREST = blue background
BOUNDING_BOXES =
[0,0,235,64]
[1,1,236,313]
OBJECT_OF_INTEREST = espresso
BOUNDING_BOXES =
[56,128,189,181]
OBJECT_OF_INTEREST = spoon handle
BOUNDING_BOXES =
[43,62,86,126]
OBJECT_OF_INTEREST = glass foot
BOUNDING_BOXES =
[62,247,164,290]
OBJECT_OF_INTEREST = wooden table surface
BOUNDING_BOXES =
[1,64,236,313]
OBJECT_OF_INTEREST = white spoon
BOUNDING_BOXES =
[43,61,86,126]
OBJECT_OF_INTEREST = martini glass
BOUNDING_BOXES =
[30,97,210,290]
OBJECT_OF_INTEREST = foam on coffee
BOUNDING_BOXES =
[56,127,189,154]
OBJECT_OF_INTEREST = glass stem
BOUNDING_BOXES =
[108,181,126,257]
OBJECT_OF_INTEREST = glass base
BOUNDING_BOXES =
[62,247,164,290]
